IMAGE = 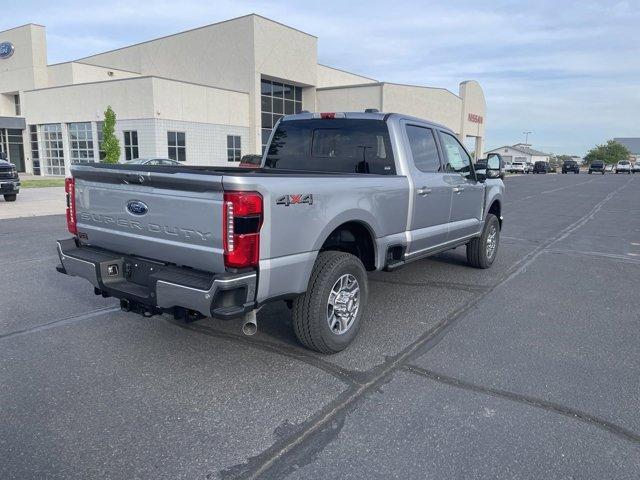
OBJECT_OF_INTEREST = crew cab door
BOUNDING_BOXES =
[402,122,452,256]
[438,131,484,241]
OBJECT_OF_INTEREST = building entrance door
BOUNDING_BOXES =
[0,129,25,172]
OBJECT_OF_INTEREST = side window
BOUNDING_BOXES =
[440,132,472,175]
[406,125,441,173]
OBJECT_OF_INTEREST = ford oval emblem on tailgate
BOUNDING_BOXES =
[126,200,148,216]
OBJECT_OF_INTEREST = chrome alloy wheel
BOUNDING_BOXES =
[486,224,498,259]
[327,274,360,335]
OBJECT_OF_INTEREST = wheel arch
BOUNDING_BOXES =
[486,198,502,229]
[316,219,378,271]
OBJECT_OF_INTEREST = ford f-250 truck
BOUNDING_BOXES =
[56,112,504,353]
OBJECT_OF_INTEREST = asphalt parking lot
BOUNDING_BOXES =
[2,173,639,479]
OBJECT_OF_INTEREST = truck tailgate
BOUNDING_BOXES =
[72,166,225,273]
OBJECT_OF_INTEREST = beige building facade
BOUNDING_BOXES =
[0,15,487,176]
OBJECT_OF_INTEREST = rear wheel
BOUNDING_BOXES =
[467,214,500,269]
[292,251,368,353]
[3,194,17,202]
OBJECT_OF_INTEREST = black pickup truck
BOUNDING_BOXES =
[0,158,20,201]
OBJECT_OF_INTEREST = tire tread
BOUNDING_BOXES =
[292,251,364,353]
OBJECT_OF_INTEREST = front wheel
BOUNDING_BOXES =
[292,251,368,353]
[3,194,17,202]
[467,214,500,269]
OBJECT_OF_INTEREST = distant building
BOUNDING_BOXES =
[0,16,487,176]
[485,143,551,164]
[613,138,640,162]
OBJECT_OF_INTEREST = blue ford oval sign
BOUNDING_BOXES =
[0,42,15,59]
[126,200,148,216]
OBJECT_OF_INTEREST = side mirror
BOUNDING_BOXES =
[475,158,488,182]
[486,154,502,179]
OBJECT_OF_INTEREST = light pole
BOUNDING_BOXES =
[523,131,532,146]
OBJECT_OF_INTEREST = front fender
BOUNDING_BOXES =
[484,180,504,221]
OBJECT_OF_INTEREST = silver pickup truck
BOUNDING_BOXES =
[57,112,504,353]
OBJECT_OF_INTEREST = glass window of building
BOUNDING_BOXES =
[29,125,40,175]
[42,124,65,176]
[96,121,106,160]
[167,131,186,162]
[227,135,241,162]
[123,131,139,160]
[261,79,303,152]
[68,122,95,164]
[14,95,20,116]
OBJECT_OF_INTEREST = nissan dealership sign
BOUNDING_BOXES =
[0,42,15,59]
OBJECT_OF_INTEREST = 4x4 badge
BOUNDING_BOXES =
[276,194,313,206]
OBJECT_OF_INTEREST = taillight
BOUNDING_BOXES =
[223,192,263,268]
[65,177,77,235]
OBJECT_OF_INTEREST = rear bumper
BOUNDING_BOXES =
[56,238,256,320]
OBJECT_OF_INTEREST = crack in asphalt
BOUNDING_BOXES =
[0,305,120,341]
[546,249,640,265]
[218,176,634,480]
[402,365,640,444]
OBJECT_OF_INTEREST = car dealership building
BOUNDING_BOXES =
[0,15,487,176]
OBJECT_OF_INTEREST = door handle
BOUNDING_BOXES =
[416,187,432,196]
[452,186,464,193]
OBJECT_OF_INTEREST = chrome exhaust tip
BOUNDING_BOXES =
[242,320,257,336]
[241,310,257,336]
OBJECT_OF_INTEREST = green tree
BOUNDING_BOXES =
[584,140,630,165]
[101,105,121,164]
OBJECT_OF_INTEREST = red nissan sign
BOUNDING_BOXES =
[468,113,483,124]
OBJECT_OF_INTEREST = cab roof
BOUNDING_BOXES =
[280,111,452,133]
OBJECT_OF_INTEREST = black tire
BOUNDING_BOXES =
[3,194,17,202]
[292,251,368,354]
[466,214,500,269]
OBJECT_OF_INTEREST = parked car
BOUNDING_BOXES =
[56,111,505,353]
[633,162,640,173]
[239,154,263,168]
[525,162,534,174]
[507,161,527,174]
[123,158,180,166]
[562,160,580,174]
[0,158,20,202]
[615,160,631,174]
[605,164,614,173]
[533,161,549,174]
[547,161,558,173]
[588,160,605,174]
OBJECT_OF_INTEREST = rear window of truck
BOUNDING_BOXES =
[264,119,396,174]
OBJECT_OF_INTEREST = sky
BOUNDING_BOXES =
[3,0,639,155]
